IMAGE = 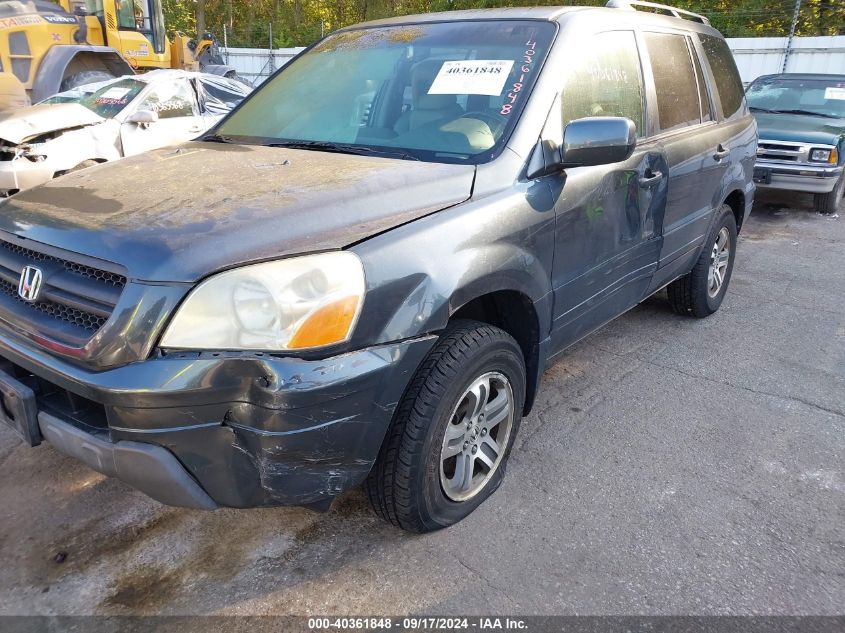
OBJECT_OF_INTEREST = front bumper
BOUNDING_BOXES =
[754,160,843,194]
[0,156,53,194]
[0,331,436,509]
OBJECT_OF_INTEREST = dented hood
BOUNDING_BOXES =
[0,103,104,144]
[0,142,475,282]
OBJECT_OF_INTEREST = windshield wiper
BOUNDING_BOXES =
[769,109,839,119]
[749,106,779,113]
[264,140,420,161]
[201,133,236,143]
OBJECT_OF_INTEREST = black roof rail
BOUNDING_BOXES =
[605,0,711,25]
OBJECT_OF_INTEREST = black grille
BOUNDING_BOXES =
[0,278,107,331]
[0,241,127,286]
[0,238,126,344]
[64,261,126,286]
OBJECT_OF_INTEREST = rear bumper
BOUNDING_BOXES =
[0,332,436,508]
[755,160,843,194]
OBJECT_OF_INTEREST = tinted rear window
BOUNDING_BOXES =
[700,34,745,119]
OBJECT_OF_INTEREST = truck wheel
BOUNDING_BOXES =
[366,320,526,533]
[667,204,737,318]
[60,70,116,92]
[814,173,844,215]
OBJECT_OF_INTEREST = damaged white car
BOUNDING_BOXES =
[0,69,251,195]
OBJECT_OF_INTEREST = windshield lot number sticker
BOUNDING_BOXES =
[824,87,845,101]
[428,60,515,96]
[98,88,132,100]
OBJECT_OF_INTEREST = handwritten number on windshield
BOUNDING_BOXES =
[501,40,536,117]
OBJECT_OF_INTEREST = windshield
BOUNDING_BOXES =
[215,20,556,163]
[44,78,146,118]
[746,76,845,119]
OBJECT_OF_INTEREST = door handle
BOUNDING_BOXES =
[638,170,663,187]
[714,145,730,160]
[188,126,203,133]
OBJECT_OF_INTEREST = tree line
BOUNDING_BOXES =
[162,0,845,48]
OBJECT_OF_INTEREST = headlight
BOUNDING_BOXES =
[809,148,837,164]
[160,252,365,351]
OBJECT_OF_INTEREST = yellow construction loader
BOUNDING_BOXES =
[0,0,235,110]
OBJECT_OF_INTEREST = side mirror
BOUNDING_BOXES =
[128,109,159,127]
[561,117,637,167]
[525,116,637,179]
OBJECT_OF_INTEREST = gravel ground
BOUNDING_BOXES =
[0,189,842,616]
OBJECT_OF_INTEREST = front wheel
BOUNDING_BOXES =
[667,204,737,318]
[366,320,526,533]
[814,172,844,215]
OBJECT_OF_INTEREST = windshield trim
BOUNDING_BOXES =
[205,18,560,166]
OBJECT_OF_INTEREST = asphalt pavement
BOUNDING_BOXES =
[0,189,842,616]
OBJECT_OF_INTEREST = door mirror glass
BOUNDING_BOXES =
[561,117,636,167]
[128,109,159,126]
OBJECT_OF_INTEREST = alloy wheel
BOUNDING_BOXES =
[708,227,731,298]
[439,371,515,502]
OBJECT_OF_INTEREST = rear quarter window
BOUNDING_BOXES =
[699,34,745,119]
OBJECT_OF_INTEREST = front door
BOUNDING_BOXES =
[120,78,205,157]
[549,30,669,353]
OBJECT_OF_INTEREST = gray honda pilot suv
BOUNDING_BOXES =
[0,2,755,532]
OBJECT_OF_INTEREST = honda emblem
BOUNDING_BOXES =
[18,266,43,302]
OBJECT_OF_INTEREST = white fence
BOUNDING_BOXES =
[728,36,845,85]
[223,36,845,87]
[221,46,304,85]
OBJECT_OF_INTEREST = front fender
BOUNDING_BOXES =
[349,179,557,348]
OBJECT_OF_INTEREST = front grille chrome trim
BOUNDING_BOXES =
[757,139,836,167]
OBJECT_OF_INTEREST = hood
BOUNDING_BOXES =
[754,112,845,146]
[0,143,476,282]
[0,103,104,145]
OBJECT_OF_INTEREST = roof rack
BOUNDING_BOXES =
[605,0,711,25]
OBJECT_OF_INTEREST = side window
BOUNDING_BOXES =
[692,45,712,122]
[136,80,198,119]
[699,34,745,119]
[561,31,645,137]
[116,0,136,29]
[644,32,702,133]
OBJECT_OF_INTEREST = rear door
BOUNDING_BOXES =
[640,30,729,273]
[549,30,669,351]
[119,78,205,156]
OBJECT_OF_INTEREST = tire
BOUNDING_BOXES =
[667,204,738,318]
[60,70,116,92]
[814,172,844,215]
[366,320,526,533]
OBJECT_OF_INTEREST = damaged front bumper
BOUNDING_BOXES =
[0,332,436,509]
[0,153,53,195]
